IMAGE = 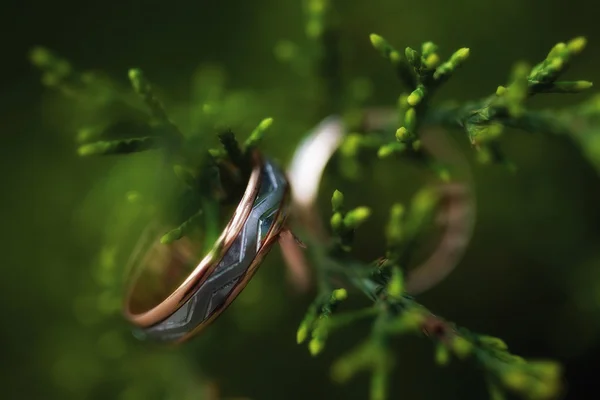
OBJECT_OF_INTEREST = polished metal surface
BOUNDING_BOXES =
[140,159,287,342]
[284,113,475,296]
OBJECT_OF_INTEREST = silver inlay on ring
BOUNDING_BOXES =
[141,159,288,342]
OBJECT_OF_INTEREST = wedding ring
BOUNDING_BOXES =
[282,109,475,295]
[123,151,290,342]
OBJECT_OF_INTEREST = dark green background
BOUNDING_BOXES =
[3,0,600,399]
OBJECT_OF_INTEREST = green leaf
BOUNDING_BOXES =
[343,207,372,228]
[77,137,158,156]
[244,117,273,150]
[331,190,345,212]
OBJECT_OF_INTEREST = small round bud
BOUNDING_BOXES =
[567,36,587,54]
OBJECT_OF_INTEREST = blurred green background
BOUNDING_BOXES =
[3,0,600,399]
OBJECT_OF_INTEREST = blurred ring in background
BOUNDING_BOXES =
[282,111,475,295]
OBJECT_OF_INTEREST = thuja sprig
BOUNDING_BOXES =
[369,35,595,168]
[382,188,439,269]
[297,189,562,400]
[330,189,372,253]
[361,35,600,172]
[333,35,473,181]
[370,33,469,148]
[32,48,275,247]
[30,46,123,105]
[292,30,598,400]
[77,68,186,157]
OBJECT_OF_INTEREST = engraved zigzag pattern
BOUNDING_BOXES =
[144,160,286,341]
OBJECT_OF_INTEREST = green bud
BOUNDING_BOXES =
[435,343,450,366]
[404,108,417,132]
[389,50,401,64]
[451,48,470,64]
[377,142,406,158]
[331,190,345,212]
[478,335,508,350]
[307,0,326,14]
[309,338,324,356]
[389,309,425,333]
[407,87,426,106]
[421,41,438,57]
[340,133,363,157]
[501,370,528,391]
[547,42,567,59]
[160,210,203,245]
[128,68,146,94]
[297,322,309,344]
[258,117,273,130]
[496,85,507,96]
[433,48,469,81]
[407,95,420,108]
[386,267,404,298]
[245,117,274,149]
[30,47,72,82]
[451,336,473,359]
[549,57,564,71]
[409,189,438,231]
[386,203,404,245]
[77,143,99,156]
[567,36,587,54]
[208,148,226,158]
[330,212,343,231]
[369,34,391,57]
[343,207,372,228]
[424,53,440,69]
[77,138,157,156]
[332,288,348,301]
[29,46,52,66]
[395,127,410,142]
[529,361,561,379]
[574,80,593,90]
[160,229,182,244]
[504,62,529,116]
[550,80,594,92]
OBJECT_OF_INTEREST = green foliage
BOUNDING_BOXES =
[337,33,600,180]
[31,47,280,255]
[30,4,600,400]
[296,190,563,400]
[293,25,599,400]
[30,46,280,400]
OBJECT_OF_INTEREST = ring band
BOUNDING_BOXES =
[124,151,290,342]
[283,109,475,295]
